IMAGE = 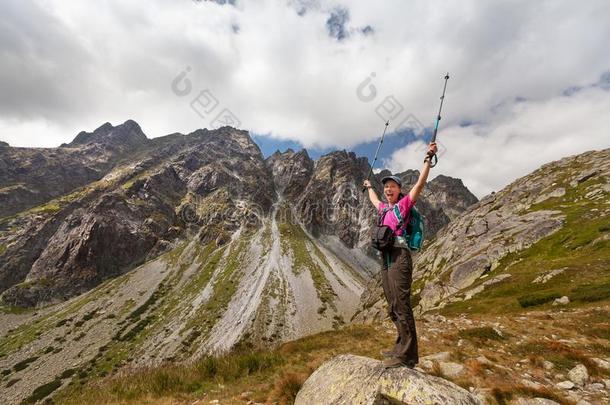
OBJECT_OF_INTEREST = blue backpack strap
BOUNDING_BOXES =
[392,205,405,229]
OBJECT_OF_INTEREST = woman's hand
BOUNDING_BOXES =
[363,179,380,208]
[426,142,438,157]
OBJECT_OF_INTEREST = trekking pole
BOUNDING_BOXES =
[362,120,390,193]
[427,73,450,168]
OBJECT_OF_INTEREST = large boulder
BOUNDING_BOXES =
[295,354,481,405]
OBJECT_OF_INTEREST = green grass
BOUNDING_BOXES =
[515,340,605,374]
[584,327,610,340]
[458,327,506,342]
[571,282,610,303]
[181,239,247,342]
[0,272,131,358]
[518,291,562,308]
[0,304,36,315]
[278,218,337,314]
[53,323,387,405]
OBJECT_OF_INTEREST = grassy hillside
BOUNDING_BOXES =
[437,164,610,316]
[50,302,610,405]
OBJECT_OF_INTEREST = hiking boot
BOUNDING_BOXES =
[380,349,395,358]
[382,357,416,369]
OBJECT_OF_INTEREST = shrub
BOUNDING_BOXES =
[23,378,62,404]
[571,283,610,303]
[518,292,561,308]
[271,372,305,404]
[13,356,39,372]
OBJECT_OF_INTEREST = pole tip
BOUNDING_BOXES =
[445,73,450,80]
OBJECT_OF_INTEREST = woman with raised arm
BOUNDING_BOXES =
[362,141,438,369]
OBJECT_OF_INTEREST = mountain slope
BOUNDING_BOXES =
[353,148,610,322]
[0,120,479,404]
[0,120,148,218]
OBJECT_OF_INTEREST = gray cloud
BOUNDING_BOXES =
[326,7,349,40]
[0,0,609,196]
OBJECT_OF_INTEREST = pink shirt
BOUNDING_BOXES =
[377,194,415,236]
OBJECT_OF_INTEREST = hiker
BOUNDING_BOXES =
[362,141,438,369]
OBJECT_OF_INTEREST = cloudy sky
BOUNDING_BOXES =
[1,0,609,198]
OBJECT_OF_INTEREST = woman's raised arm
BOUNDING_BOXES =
[408,142,438,203]
[363,179,381,209]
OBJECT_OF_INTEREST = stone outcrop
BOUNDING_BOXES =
[295,354,481,404]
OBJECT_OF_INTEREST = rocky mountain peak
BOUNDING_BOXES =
[65,119,148,148]
[265,147,314,199]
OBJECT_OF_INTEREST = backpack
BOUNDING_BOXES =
[371,207,395,251]
[390,204,425,251]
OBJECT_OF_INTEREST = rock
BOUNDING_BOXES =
[586,382,604,391]
[439,362,465,378]
[532,268,567,284]
[294,354,481,405]
[520,379,543,390]
[476,356,494,366]
[552,296,570,306]
[420,351,452,370]
[604,379,610,389]
[533,187,566,204]
[515,398,561,405]
[591,357,610,370]
[542,360,554,370]
[239,391,254,399]
[566,391,581,402]
[421,351,452,362]
[575,400,591,405]
[420,360,434,370]
[573,169,600,185]
[556,380,575,390]
[464,274,512,300]
[567,364,589,386]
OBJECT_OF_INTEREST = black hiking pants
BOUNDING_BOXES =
[380,247,419,364]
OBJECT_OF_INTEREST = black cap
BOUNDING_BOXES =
[381,175,402,187]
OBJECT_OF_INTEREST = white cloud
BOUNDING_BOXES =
[0,0,609,195]
[385,85,610,198]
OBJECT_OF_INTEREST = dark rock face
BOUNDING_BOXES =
[0,124,275,307]
[0,120,149,218]
[295,151,372,248]
[64,119,148,149]
[265,148,314,200]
